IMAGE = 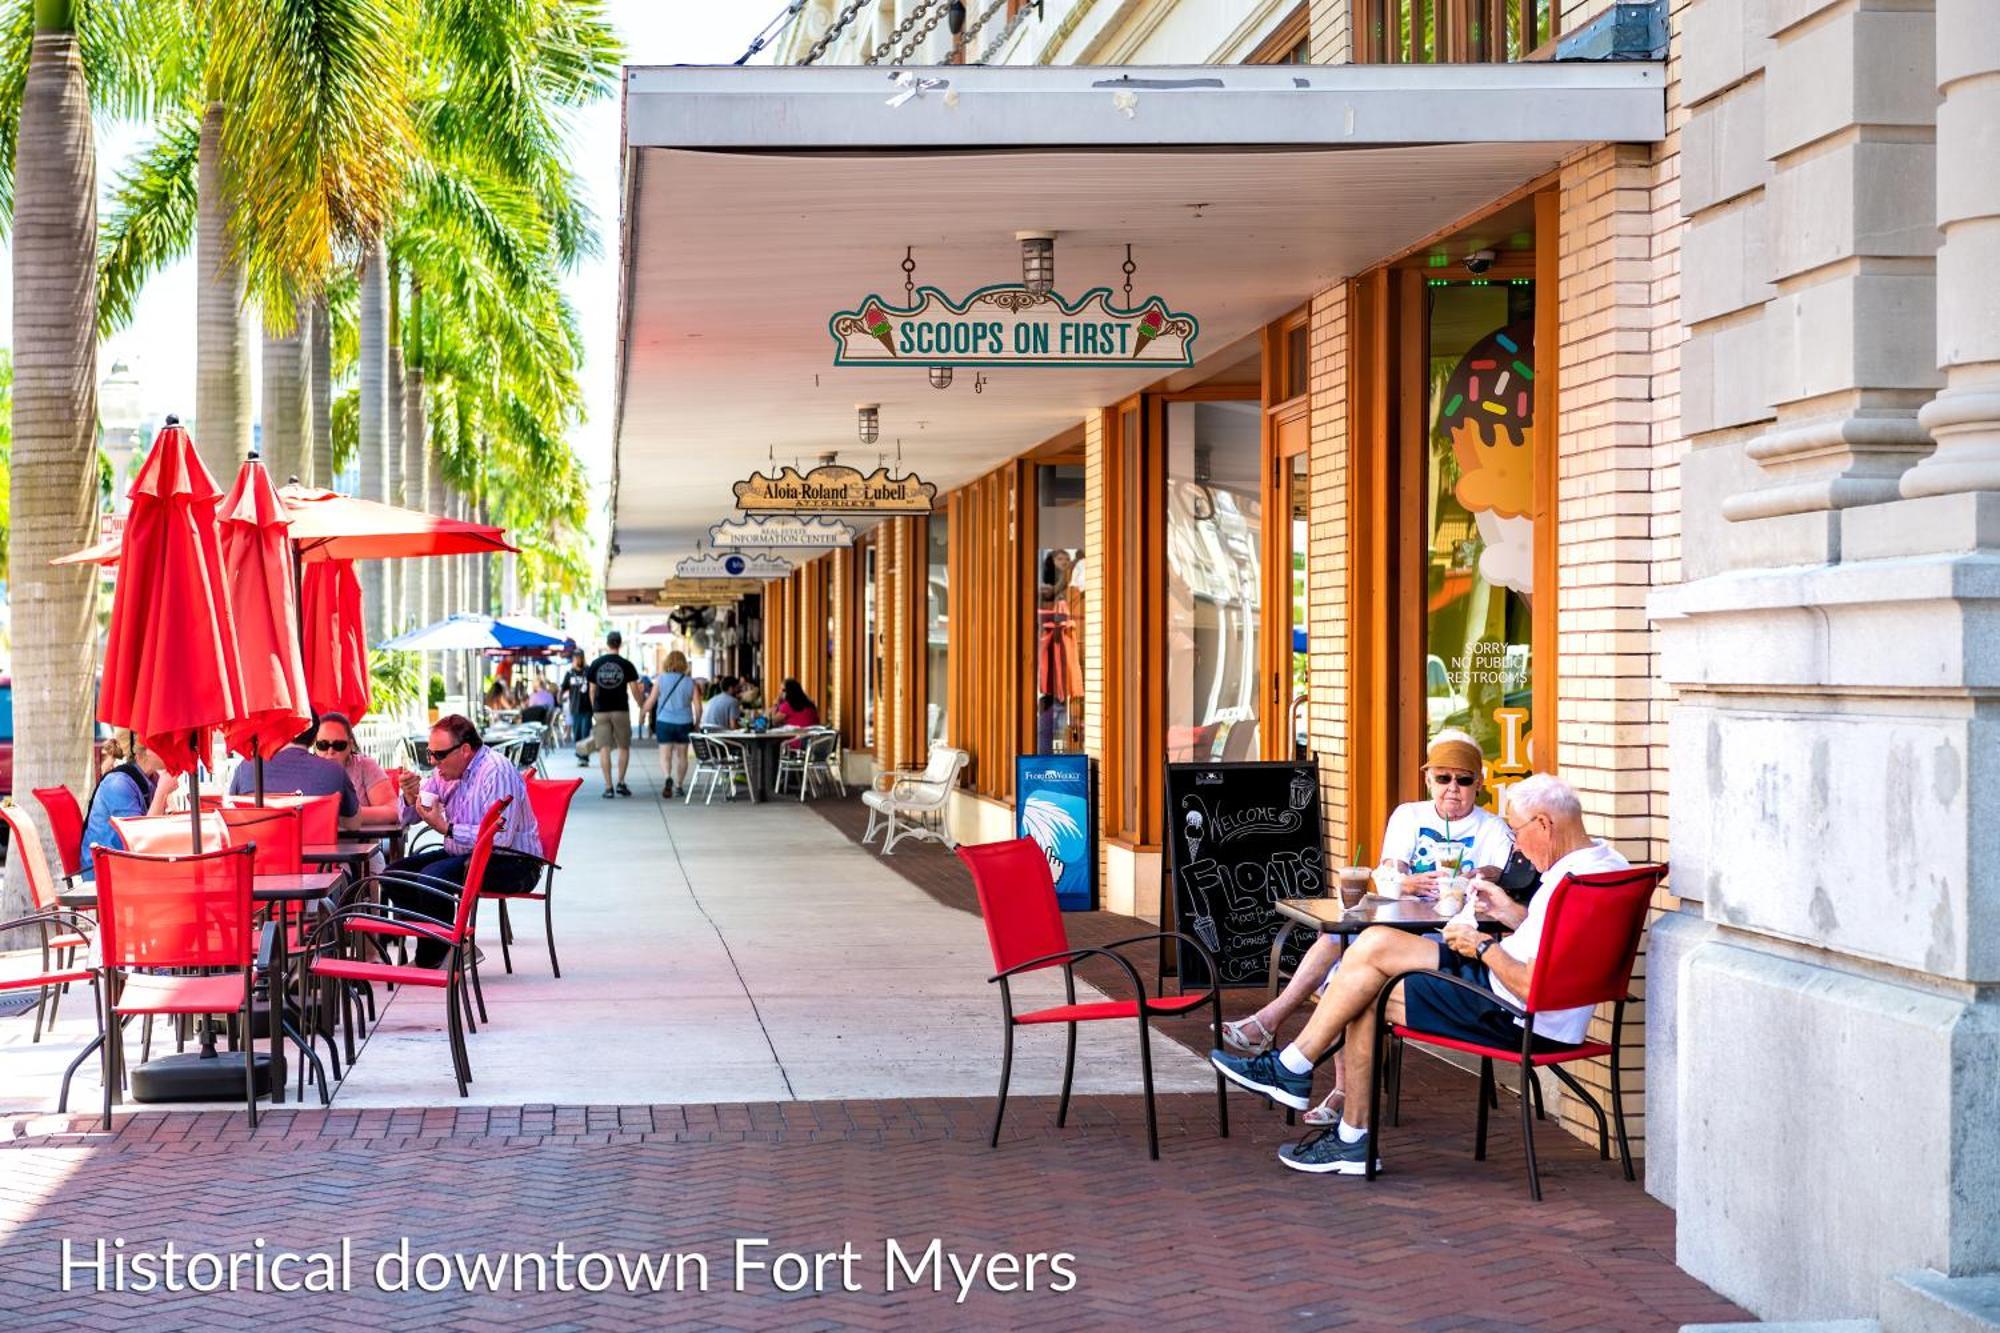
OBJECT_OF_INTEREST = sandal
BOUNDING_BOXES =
[1302,1088,1345,1126]
[1220,1014,1277,1056]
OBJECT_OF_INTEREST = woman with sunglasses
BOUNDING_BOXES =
[313,712,400,825]
[1216,729,1512,1124]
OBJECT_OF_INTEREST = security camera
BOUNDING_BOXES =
[1463,249,1497,275]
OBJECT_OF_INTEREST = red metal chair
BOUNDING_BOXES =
[958,837,1229,1160]
[110,812,232,855]
[94,844,262,1129]
[0,802,92,1041]
[308,799,510,1097]
[216,805,305,876]
[242,791,340,846]
[30,785,87,882]
[487,776,582,976]
[1365,863,1665,1200]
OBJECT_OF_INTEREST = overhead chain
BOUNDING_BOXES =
[976,1,1033,64]
[800,0,868,65]
[868,0,938,64]
[893,0,950,63]
[961,0,1007,45]
[1122,244,1137,305]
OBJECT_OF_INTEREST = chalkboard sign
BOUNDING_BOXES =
[1165,760,1327,989]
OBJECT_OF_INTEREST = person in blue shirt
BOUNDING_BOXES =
[79,731,178,876]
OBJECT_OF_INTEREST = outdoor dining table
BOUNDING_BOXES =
[59,870,346,1109]
[346,816,408,863]
[708,726,806,803]
[1268,894,1503,1001]
[305,840,381,874]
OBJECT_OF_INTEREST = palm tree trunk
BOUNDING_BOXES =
[404,364,427,624]
[258,314,305,483]
[6,9,100,927]
[385,257,404,628]
[357,238,388,638]
[427,409,449,691]
[195,100,249,480]
[309,291,332,487]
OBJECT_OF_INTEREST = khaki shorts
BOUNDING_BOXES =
[594,710,633,750]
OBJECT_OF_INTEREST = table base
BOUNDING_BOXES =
[129,1050,275,1103]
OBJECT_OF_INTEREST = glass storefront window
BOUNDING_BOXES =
[1291,452,1309,759]
[926,514,948,745]
[1032,465,1085,754]
[1425,279,1536,795]
[1165,399,1262,762]
[861,542,877,747]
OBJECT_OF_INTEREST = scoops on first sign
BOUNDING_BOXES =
[830,285,1196,369]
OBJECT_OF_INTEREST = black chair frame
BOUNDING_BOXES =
[1365,966,1633,1200]
[990,931,1227,1161]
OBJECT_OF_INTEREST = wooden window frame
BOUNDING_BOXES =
[1246,3,1311,63]
[1104,395,1161,849]
[1355,0,1562,64]
[1261,305,1313,761]
[945,462,1027,801]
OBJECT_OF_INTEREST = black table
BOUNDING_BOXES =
[707,728,807,803]
[60,871,344,1109]
[1268,894,1500,1000]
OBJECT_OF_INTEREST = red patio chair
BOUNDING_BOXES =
[0,802,92,1041]
[957,837,1229,1160]
[487,776,583,976]
[244,791,341,846]
[308,799,510,1098]
[217,805,306,876]
[95,844,262,1129]
[110,812,231,855]
[30,785,87,881]
[1365,863,1665,1200]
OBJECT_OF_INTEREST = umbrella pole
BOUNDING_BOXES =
[188,731,204,852]
[255,753,266,806]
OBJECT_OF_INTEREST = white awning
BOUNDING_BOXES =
[610,62,1665,593]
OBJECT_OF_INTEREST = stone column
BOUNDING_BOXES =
[1905,0,2000,497]
[1713,0,1939,561]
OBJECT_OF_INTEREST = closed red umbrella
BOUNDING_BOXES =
[98,421,246,781]
[301,558,372,722]
[219,455,313,764]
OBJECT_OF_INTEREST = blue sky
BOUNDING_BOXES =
[0,3,770,531]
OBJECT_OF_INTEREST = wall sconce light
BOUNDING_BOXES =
[947,0,967,35]
[1017,230,1056,296]
[928,366,954,389]
[857,403,879,444]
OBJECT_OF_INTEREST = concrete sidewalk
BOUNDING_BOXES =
[0,746,1212,1114]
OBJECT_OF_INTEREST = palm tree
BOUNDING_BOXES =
[356,236,388,636]
[308,290,331,485]
[6,0,100,924]
[258,308,306,482]
[194,97,248,479]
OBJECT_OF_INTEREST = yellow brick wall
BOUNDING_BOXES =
[1308,0,1352,62]
[1304,285,1352,857]
[1083,409,1110,884]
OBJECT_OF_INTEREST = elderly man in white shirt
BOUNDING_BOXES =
[1209,773,1628,1176]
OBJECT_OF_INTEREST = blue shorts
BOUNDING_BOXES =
[1400,943,1578,1053]
[656,721,692,744]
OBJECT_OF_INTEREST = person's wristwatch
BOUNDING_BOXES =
[1475,937,1498,962]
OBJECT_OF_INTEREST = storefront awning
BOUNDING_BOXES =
[611,62,1665,594]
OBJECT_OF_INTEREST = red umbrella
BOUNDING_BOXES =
[219,456,313,764]
[301,559,372,722]
[98,421,246,780]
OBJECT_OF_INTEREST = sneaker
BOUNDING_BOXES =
[601,789,616,800]
[661,780,675,799]
[1277,1126,1372,1176]
[616,783,633,797]
[1221,1014,1276,1056]
[576,755,589,767]
[1209,1048,1312,1111]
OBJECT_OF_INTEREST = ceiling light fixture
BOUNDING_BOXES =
[1017,230,1055,296]
[857,403,879,444]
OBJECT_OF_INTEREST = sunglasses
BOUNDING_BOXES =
[313,739,351,753]
[427,740,467,763]
[1429,772,1477,788]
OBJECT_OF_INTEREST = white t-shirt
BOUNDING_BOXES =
[1491,839,1631,1046]
[1379,800,1510,876]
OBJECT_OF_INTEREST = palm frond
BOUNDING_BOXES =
[96,105,200,336]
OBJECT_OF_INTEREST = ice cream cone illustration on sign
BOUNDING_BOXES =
[1438,321,1536,521]
[1131,305,1166,358]
[862,303,898,358]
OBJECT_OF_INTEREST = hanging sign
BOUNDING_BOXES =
[675,551,794,579]
[734,464,935,516]
[830,286,1198,369]
[708,515,858,549]
[657,577,761,605]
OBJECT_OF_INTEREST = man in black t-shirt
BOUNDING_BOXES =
[585,631,644,796]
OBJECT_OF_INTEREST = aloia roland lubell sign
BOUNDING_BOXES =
[830,286,1197,369]
[734,464,935,515]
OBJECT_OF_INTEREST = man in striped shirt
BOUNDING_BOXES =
[387,715,543,966]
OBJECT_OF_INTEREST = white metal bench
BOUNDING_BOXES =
[860,745,968,855]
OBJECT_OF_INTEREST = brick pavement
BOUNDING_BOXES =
[0,1065,1748,1330]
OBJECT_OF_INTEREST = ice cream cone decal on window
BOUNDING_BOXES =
[863,303,898,357]
[1132,305,1165,358]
